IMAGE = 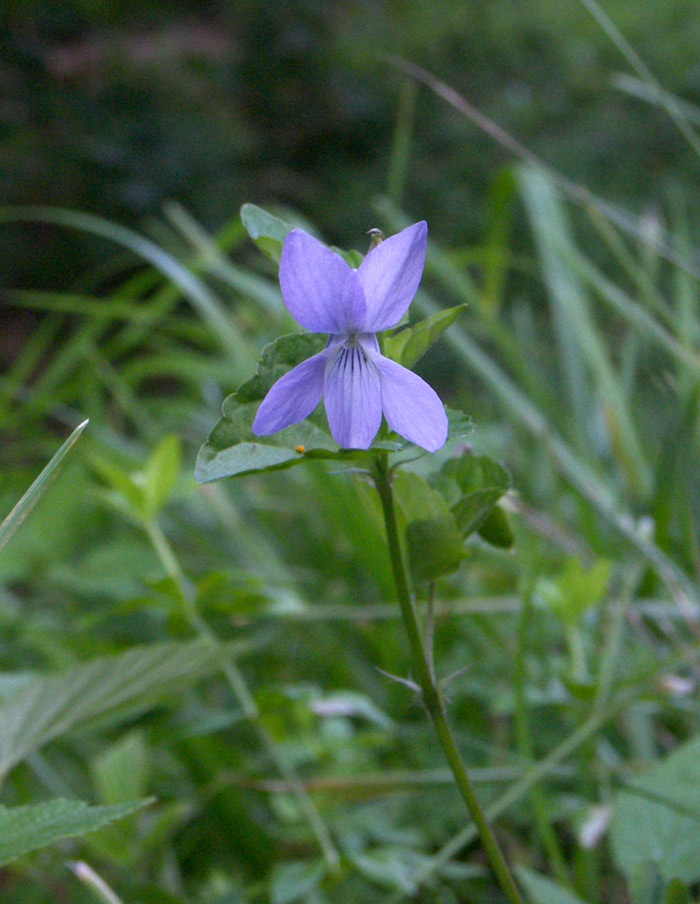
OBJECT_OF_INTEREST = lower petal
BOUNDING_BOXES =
[252,350,329,435]
[324,346,382,449]
[373,355,448,452]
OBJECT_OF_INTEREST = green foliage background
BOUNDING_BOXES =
[2,1,700,903]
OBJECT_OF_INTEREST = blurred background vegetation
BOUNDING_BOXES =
[2,1,700,902]
[3,0,700,291]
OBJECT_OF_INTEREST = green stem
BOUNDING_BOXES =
[373,456,524,904]
[144,520,341,875]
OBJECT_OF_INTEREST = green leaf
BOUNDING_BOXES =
[444,408,473,443]
[91,730,149,805]
[90,456,147,518]
[0,419,89,556]
[436,451,510,539]
[384,304,467,368]
[329,245,365,267]
[240,203,367,267]
[269,860,327,904]
[477,503,514,548]
[0,797,152,867]
[538,558,612,625]
[393,471,465,583]
[0,640,230,779]
[196,395,347,483]
[611,733,700,883]
[240,203,294,263]
[350,847,436,894]
[88,731,151,864]
[142,436,182,520]
[516,866,592,904]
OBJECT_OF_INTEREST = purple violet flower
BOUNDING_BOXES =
[252,221,448,451]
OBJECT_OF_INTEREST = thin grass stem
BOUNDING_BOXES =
[143,519,342,875]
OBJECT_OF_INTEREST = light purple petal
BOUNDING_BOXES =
[323,345,382,449]
[252,349,330,435]
[373,354,447,452]
[280,230,366,333]
[357,221,428,331]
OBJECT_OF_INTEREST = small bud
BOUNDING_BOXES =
[367,227,384,250]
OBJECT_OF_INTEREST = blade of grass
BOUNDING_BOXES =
[576,0,700,160]
[612,73,700,127]
[565,245,700,382]
[0,207,251,373]
[6,291,164,323]
[386,79,417,206]
[163,202,285,318]
[583,205,675,327]
[0,312,65,424]
[519,167,593,452]
[0,418,89,555]
[374,199,698,609]
[381,55,700,281]
[520,166,652,498]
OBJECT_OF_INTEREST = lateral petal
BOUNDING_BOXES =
[357,221,428,332]
[373,354,447,452]
[280,230,366,333]
[324,345,382,449]
[252,350,329,435]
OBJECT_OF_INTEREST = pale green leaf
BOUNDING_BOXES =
[611,734,700,883]
[90,456,146,517]
[0,640,229,779]
[142,435,182,520]
[516,866,592,904]
[270,860,327,904]
[384,304,467,368]
[91,730,149,806]
[0,797,152,867]
[240,203,294,263]
[539,558,612,625]
[350,847,435,894]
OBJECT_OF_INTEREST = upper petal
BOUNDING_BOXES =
[373,354,447,452]
[323,344,382,449]
[280,230,366,333]
[252,349,330,435]
[356,221,428,331]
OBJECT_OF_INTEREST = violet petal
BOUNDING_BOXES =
[357,221,428,332]
[373,354,448,452]
[252,349,329,435]
[323,345,382,449]
[280,230,366,333]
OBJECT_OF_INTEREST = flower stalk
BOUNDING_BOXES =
[373,454,524,904]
